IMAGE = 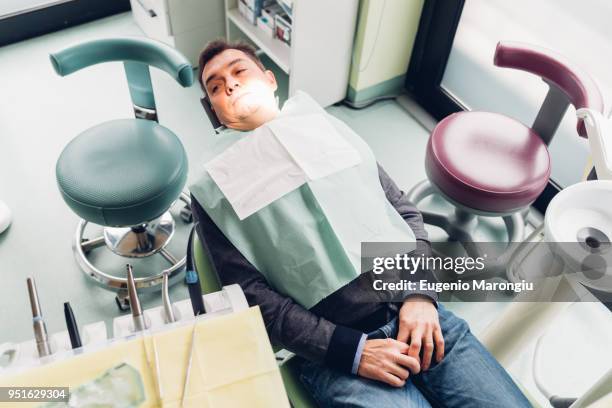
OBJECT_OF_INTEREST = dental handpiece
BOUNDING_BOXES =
[126,264,148,332]
[162,272,176,324]
[26,277,52,357]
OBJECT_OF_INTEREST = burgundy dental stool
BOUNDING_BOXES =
[407,41,604,279]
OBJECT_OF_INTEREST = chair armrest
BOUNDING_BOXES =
[50,37,193,86]
[494,41,604,137]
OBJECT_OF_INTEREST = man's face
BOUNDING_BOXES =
[202,49,278,128]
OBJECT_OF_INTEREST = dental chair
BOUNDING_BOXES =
[50,37,194,307]
[191,230,550,407]
[195,82,546,408]
[408,41,604,278]
[191,231,318,408]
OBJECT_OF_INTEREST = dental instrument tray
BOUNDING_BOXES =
[0,286,291,407]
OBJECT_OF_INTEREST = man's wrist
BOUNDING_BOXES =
[403,293,438,308]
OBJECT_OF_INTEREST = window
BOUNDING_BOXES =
[442,0,612,187]
[1,1,66,18]
[0,0,130,46]
[408,0,610,210]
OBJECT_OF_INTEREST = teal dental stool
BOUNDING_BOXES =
[50,37,194,306]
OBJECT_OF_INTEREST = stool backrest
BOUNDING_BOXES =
[494,41,604,139]
[50,37,193,115]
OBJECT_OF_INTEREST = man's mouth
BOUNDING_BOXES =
[232,92,252,106]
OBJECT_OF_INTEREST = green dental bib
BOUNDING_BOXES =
[190,92,415,308]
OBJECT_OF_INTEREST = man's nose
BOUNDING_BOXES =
[226,78,240,94]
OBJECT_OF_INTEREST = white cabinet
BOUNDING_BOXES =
[130,0,226,66]
[224,0,359,107]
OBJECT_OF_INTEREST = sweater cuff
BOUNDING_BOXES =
[325,325,365,373]
[351,334,368,375]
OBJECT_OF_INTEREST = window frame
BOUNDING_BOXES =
[0,0,131,47]
[405,0,561,214]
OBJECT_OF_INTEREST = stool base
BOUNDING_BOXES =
[104,212,175,258]
[407,180,527,281]
[73,192,192,298]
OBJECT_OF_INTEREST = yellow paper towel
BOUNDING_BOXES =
[0,307,289,408]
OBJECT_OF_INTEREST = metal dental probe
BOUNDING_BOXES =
[126,264,148,332]
[26,277,52,357]
[162,271,176,323]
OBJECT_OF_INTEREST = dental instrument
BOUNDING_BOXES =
[185,227,205,316]
[126,264,148,332]
[186,271,205,317]
[26,277,52,357]
[576,108,612,181]
[151,336,163,403]
[162,271,175,323]
[180,321,198,407]
[64,302,82,349]
[141,329,163,404]
[126,263,163,401]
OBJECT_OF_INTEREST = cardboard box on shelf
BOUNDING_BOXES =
[240,0,277,25]
[238,0,257,25]
[274,12,291,46]
[257,16,275,39]
[262,3,283,22]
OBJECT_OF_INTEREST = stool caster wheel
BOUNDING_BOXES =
[115,289,130,312]
[180,205,193,223]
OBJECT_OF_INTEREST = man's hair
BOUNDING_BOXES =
[197,39,265,92]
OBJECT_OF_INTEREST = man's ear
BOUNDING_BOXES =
[265,70,278,91]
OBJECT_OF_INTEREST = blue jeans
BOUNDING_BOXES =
[299,304,532,407]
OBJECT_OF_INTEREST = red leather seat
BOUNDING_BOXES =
[425,111,551,213]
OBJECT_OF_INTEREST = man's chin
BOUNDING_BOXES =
[235,103,261,120]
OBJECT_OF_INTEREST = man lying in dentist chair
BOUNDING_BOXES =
[190,40,531,408]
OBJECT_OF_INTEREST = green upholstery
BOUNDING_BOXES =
[192,231,222,294]
[278,356,319,408]
[56,119,188,226]
[191,232,318,408]
[50,37,193,109]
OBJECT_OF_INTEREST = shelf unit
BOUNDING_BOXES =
[227,8,291,73]
[223,0,359,107]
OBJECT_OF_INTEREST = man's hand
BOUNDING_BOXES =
[357,339,421,387]
[397,296,444,371]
